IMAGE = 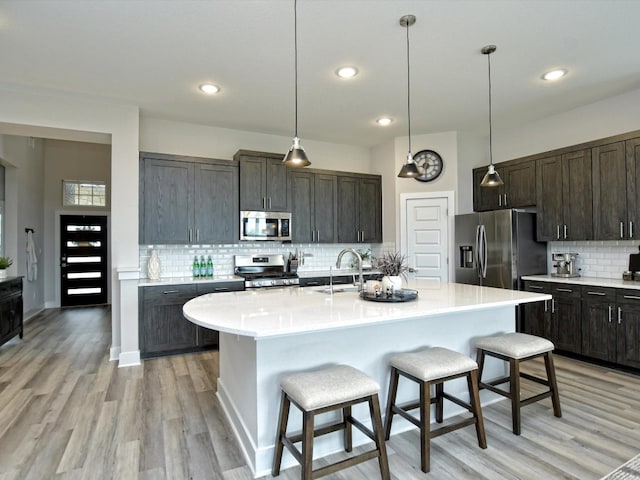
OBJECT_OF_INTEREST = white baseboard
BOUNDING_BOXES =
[109,345,121,361]
[118,349,141,367]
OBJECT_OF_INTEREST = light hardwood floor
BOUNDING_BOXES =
[0,306,639,479]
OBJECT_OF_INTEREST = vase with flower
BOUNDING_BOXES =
[375,251,408,295]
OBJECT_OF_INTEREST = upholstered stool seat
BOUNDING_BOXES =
[476,332,562,435]
[384,347,487,473]
[272,364,390,480]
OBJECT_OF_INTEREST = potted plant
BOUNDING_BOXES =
[376,251,408,294]
[0,257,13,279]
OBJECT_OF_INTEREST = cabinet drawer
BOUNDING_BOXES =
[550,284,581,297]
[617,289,640,305]
[581,286,616,300]
[143,284,197,305]
[0,279,22,298]
[523,281,549,292]
[196,281,244,294]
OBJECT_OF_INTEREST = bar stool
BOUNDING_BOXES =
[272,364,390,480]
[475,332,562,435]
[383,347,487,473]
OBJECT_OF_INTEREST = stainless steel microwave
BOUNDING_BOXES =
[240,211,292,242]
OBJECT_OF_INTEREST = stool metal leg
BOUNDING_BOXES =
[384,367,399,440]
[368,393,391,480]
[272,392,290,477]
[544,352,562,418]
[468,369,487,449]
[435,382,444,423]
[343,405,353,452]
[420,379,431,473]
[510,358,521,435]
[302,410,314,480]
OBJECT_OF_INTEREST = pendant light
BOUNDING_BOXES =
[282,0,310,167]
[479,45,504,187]
[397,14,419,178]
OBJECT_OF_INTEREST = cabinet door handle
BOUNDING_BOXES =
[529,285,544,290]
[586,291,606,296]
[551,299,555,313]
[268,197,272,210]
[214,287,230,292]
[196,229,200,242]
[262,197,266,209]
[608,305,613,323]
[623,295,640,300]
[316,230,320,243]
[361,231,365,243]
[163,290,180,294]
[504,193,508,206]
[544,299,548,312]
[556,225,560,240]
[563,224,568,239]
[618,306,622,324]
[556,288,573,292]
[498,195,502,207]
[631,221,634,238]
[620,221,624,239]
[189,229,193,242]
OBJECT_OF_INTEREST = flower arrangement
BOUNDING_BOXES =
[375,251,408,278]
[350,248,374,269]
[0,257,13,269]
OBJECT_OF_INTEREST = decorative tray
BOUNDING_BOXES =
[359,288,418,303]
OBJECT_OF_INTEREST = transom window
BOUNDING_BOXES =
[62,180,106,207]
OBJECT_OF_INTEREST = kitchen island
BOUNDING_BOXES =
[183,281,550,477]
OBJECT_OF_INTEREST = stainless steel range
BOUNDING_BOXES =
[234,254,299,289]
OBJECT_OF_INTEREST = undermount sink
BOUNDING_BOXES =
[314,285,361,294]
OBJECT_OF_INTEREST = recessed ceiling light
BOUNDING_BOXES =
[376,117,393,126]
[199,83,221,94]
[542,69,567,81]
[336,66,359,79]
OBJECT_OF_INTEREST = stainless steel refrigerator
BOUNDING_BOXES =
[454,210,547,289]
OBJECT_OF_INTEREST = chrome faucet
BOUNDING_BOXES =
[336,248,364,292]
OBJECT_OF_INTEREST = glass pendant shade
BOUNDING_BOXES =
[480,164,504,187]
[283,136,310,167]
[397,153,419,178]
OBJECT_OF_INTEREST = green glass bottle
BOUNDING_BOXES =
[193,256,200,277]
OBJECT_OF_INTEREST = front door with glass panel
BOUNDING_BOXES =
[60,215,108,307]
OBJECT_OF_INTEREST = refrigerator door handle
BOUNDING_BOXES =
[475,225,482,279]
[480,224,488,278]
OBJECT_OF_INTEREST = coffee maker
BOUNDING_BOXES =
[551,253,580,277]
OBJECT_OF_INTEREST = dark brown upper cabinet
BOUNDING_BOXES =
[289,170,338,243]
[592,141,628,240]
[473,159,536,212]
[235,150,288,212]
[139,152,238,245]
[337,175,382,244]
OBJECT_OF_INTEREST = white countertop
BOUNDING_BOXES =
[522,274,640,290]
[138,275,244,287]
[183,281,550,338]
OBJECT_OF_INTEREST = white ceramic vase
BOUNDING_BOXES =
[0,269,6,279]
[381,275,402,295]
[147,249,161,280]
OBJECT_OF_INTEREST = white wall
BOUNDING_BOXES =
[0,86,139,365]
[140,117,372,174]
[0,135,45,318]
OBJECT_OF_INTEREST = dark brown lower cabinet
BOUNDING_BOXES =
[581,287,617,362]
[548,285,582,354]
[0,278,23,348]
[522,280,640,369]
[139,281,244,358]
[616,290,640,369]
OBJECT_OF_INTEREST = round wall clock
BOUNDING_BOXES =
[414,149,444,182]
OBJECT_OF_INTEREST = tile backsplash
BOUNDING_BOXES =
[139,242,395,279]
[548,240,640,279]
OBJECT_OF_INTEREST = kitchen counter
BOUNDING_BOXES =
[183,281,549,476]
[138,275,244,287]
[522,274,640,290]
[184,281,549,338]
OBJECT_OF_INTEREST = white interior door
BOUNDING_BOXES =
[402,194,451,282]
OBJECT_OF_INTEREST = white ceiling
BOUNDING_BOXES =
[1,0,640,148]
